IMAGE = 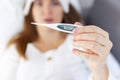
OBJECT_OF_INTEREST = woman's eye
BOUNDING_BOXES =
[52,2,60,6]
[38,2,42,6]
[36,1,42,7]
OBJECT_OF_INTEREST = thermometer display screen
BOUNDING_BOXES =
[57,25,77,31]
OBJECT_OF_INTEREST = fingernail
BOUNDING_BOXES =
[72,35,76,40]
[74,22,82,25]
[73,28,79,34]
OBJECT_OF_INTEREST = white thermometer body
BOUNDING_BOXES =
[31,22,78,34]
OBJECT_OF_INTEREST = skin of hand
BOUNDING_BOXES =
[72,22,113,80]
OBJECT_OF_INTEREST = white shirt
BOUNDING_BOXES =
[0,35,120,80]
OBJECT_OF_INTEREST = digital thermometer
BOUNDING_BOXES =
[31,22,78,34]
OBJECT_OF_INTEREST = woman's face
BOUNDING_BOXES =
[32,0,64,24]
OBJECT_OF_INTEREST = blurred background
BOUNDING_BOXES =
[0,0,120,64]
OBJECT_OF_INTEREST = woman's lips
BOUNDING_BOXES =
[44,19,53,23]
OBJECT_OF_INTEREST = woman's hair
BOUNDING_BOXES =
[7,3,83,60]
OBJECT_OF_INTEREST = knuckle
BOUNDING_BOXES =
[109,41,113,48]
[105,31,109,37]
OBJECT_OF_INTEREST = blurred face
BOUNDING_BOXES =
[32,0,64,24]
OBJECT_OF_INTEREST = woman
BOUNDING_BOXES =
[0,0,120,80]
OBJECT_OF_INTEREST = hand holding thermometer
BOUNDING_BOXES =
[31,22,94,54]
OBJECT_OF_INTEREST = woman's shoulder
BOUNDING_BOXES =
[0,44,20,74]
[5,44,17,54]
[2,44,20,61]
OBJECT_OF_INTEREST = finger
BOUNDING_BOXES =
[72,33,108,47]
[73,46,97,55]
[73,48,97,60]
[74,22,82,26]
[73,22,83,34]
[73,25,109,38]
[73,40,108,56]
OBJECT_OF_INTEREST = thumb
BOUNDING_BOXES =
[73,22,83,34]
[74,22,82,26]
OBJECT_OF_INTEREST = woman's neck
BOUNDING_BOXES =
[33,29,67,52]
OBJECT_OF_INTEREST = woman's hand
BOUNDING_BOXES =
[72,22,113,80]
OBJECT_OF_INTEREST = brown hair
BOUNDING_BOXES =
[7,3,83,60]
